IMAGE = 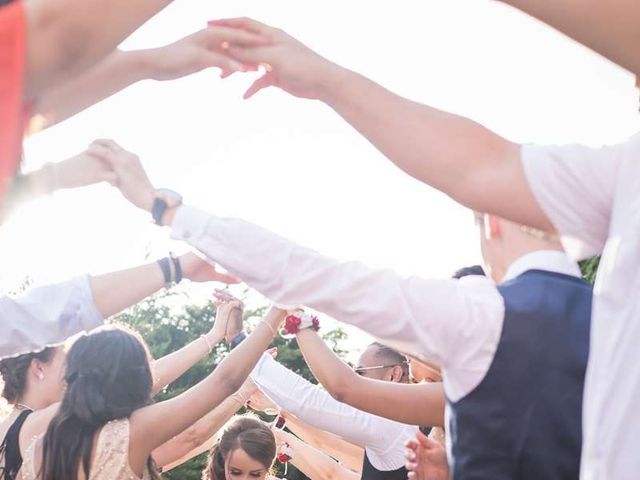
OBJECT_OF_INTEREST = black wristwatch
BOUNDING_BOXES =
[229,332,247,350]
[151,188,183,226]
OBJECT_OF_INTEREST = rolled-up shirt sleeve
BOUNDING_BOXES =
[250,354,416,471]
[0,275,103,358]
[521,135,633,260]
[171,205,497,368]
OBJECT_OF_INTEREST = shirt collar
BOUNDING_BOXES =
[502,250,581,283]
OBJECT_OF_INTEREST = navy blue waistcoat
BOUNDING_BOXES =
[448,270,592,480]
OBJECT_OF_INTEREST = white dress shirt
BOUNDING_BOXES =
[522,133,640,480]
[250,354,417,471]
[0,276,103,359]
[171,205,579,402]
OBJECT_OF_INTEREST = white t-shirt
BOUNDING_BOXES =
[522,133,640,480]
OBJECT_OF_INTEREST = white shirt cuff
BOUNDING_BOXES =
[77,275,104,331]
[170,205,212,244]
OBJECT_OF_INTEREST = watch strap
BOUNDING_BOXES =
[157,257,172,287]
[151,196,168,226]
[170,253,183,284]
[229,331,247,350]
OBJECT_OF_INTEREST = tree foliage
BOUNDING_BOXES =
[115,291,349,480]
[579,256,600,284]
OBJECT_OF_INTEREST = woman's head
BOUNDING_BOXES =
[60,326,153,424]
[0,345,65,408]
[204,415,276,480]
[41,326,157,480]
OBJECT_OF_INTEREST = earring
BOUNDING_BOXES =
[37,372,44,381]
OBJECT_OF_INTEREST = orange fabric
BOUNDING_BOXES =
[0,1,26,199]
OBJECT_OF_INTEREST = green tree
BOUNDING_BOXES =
[115,291,348,480]
[579,256,600,284]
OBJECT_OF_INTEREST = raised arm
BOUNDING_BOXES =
[247,388,364,471]
[249,354,417,467]
[24,0,173,97]
[33,27,266,128]
[0,251,235,359]
[295,328,445,427]
[208,18,553,232]
[150,290,241,395]
[273,428,360,480]
[152,378,257,469]
[128,307,286,470]
[97,140,504,368]
[284,414,364,472]
[500,1,640,76]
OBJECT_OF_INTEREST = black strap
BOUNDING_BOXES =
[0,410,33,480]
[157,257,172,286]
[151,197,168,226]
[170,253,182,284]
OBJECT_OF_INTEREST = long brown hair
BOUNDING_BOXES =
[203,415,276,480]
[39,327,161,480]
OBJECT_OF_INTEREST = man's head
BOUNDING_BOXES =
[474,212,563,283]
[355,342,410,383]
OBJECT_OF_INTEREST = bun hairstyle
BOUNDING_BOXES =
[203,415,276,480]
[40,326,160,480]
[0,347,57,404]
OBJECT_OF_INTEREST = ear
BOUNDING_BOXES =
[30,358,45,382]
[390,365,404,383]
[485,215,502,240]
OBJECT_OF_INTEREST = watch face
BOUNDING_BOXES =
[155,188,183,207]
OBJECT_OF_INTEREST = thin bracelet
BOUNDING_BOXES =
[201,334,213,354]
[261,321,276,336]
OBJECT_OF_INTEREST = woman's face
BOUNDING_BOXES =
[227,448,270,480]
[39,346,67,405]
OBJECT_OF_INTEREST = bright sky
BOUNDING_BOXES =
[1,0,638,356]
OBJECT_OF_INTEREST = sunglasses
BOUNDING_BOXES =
[353,361,407,376]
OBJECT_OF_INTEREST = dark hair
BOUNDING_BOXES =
[0,347,57,404]
[203,415,276,480]
[369,342,410,383]
[40,327,160,480]
[452,265,486,279]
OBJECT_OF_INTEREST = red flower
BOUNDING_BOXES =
[311,316,320,331]
[283,314,302,335]
[277,453,292,464]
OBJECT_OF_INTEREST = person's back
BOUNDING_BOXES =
[448,269,591,480]
[21,419,151,480]
[12,308,284,480]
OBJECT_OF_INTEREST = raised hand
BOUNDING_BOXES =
[208,17,343,100]
[88,139,156,212]
[246,385,280,415]
[50,149,119,190]
[145,26,267,81]
[180,252,240,285]
[213,289,245,343]
[405,431,450,480]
